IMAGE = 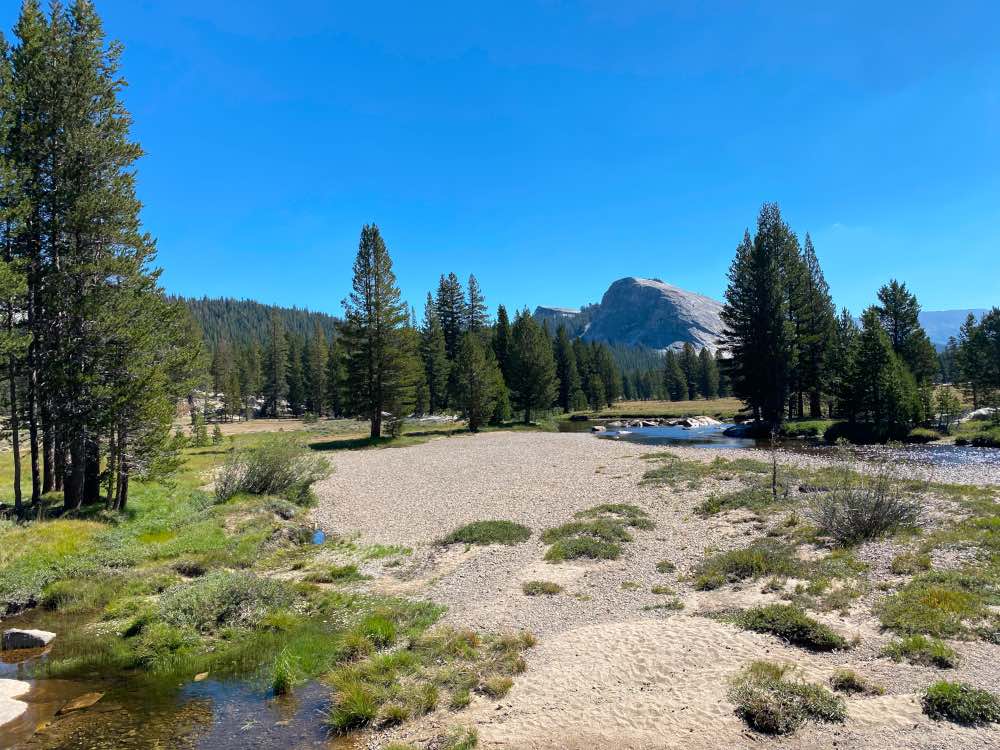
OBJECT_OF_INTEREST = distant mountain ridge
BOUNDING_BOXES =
[535,276,725,352]
[919,309,989,347]
[179,296,339,351]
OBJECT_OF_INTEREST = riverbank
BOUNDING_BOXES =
[312,431,1000,749]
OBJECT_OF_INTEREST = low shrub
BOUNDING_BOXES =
[214,435,331,504]
[728,661,846,734]
[736,604,848,651]
[158,571,294,632]
[303,564,368,584]
[807,455,922,545]
[906,427,942,444]
[829,668,884,695]
[655,559,676,573]
[544,536,621,561]
[921,681,1000,725]
[697,484,780,516]
[889,552,931,575]
[441,520,531,546]
[573,503,654,530]
[882,635,958,668]
[521,580,562,596]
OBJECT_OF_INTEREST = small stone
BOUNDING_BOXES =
[2,629,56,650]
[57,692,104,715]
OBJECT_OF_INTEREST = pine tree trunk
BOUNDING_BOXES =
[65,434,86,510]
[54,432,64,492]
[42,418,54,494]
[8,354,23,518]
[809,391,822,419]
[26,357,41,504]
[84,437,101,504]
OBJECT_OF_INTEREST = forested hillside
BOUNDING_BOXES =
[179,296,339,351]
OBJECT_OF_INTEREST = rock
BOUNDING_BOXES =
[590,425,606,432]
[57,692,104,715]
[607,421,624,428]
[568,414,590,422]
[0,679,30,727]
[2,629,56,650]
[536,276,723,351]
[194,672,209,682]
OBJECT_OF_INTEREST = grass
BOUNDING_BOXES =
[541,504,655,561]
[576,397,743,420]
[655,559,676,573]
[696,483,780,517]
[640,452,770,489]
[521,580,562,596]
[303,564,369,584]
[878,571,994,638]
[440,520,532,546]
[728,660,846,735]
[921,681,1000,725]
[736,604,848,651]
[829,668,884,695]
[881,635,958,668]
[692,539,797,590]
[889,551,932,575]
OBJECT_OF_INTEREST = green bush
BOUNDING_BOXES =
[522,580,562,596]
[214,435,330,504]
[693,540,796,590]
[728,661,846,734]
[906,427,942,444]
[878,573,988,637]
[544,536,621,561]
[158,571,294,632]
[441,520,531,546]
[737,604,848,651]
[921,681,1000,725]
[882,635,958,668]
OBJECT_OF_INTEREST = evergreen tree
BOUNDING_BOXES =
[720,204,798,425]
[466,274,488,333]
[715,350,731,397]
[698,347,720,399]
[285,334,305,415]
[663,350,688,401]
[454,332,503,431]
[435,272,465,360]
[799,234,836,416]
[827,308,860,419]
[304,321,328,415]
[679,343,700,399]
[509,310,557,423]
[492,304,512,382]
[340,224,415,438]
[262,310,288,417]
[875,279,938,385]
[325,337,346,417]
[238,342,262,418]
[419,292,450,413]
[554,325,584,412]
[594,342,621,407]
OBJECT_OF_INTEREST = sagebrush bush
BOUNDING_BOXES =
[441,520,531,546]
[728,661,846,734]
[807,454,922,545]
[214,435,330,504]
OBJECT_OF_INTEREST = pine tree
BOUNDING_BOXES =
[466,274,488,333]
[419,293,450,413]
[325,337,346,417]
[594,343,621,407]
[799,234,836,416]
[698,348,720,399]
[875,279,938,385]
[304,320,328,415]
[828,308,860,419]
[553,325,584,412]
[454,332,503,431]
[341,224,415,438]
[680,343,700,399]
[238,342,262,418]
[435,272,465,360]
[262,310,288,417]
[286,334,304,415]
[715,349,731,397]
[492,304,512,382]
[720,204,798,425]
[509,310,557,423]
[663,350,688,401]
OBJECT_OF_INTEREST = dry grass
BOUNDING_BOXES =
[586,397,743,419]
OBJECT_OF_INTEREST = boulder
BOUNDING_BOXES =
[0,679,30,727]
[57,692,104,715]
[590,425,606,432]
[2,628,56,650]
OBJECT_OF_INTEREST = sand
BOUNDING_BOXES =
[311,431,1000,750]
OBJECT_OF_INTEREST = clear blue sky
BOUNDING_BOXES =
[6,1,998,316]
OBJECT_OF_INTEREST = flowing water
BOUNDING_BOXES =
[0,609,355,750]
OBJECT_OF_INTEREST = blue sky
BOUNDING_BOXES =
[5,1,998,316]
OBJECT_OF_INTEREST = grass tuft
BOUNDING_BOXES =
[881,635,958,668]
[441,520,532,546]
[728,660,846,734]
[521,580,562,596]
[736,604,848,651]
[921,681,1000,725]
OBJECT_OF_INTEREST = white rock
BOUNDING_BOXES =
[0,678,30,727]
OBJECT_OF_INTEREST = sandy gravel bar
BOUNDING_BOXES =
[312,431,1000,750]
